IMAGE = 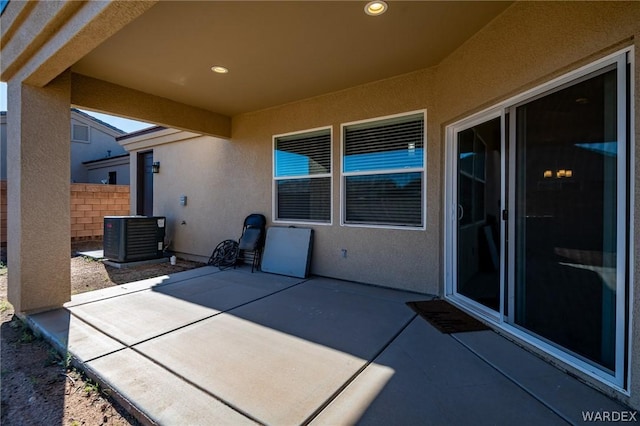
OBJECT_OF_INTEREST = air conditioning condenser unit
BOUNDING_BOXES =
[103,216,166,262]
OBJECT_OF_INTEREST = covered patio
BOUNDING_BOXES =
[2,0,639,416]
[28,266,631,425]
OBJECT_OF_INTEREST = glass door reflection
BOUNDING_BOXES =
[512,66,618,371]
[456,117,502,311]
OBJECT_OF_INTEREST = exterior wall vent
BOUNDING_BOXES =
[72,124,90,142]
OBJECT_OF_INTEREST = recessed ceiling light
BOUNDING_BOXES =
[365,1,387,16]
[211,66,229,74]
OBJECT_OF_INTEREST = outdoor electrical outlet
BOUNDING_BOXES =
[180,195,187,206]
[341,249,348,258]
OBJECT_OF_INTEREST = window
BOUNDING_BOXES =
[342,111,425,228]
[72,124,90,142]
[108,171,117,185]
[273,127,331,223]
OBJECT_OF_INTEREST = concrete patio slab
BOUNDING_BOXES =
[76,249,104,259]
[222,279,416,358]
[136,313,365,425]
[29,308,125,362]
[69,271,303,346]
[26,268,636,425]
[310,276,429,303]
[187,268,305,288]
[311,319,567,426]
[65,265,223,307]
[154,269,303,303]
[454,330,632,424]
[104,257,169,269]
[69,288,220,346]
[86,349,257,426]
[134,277,415,425]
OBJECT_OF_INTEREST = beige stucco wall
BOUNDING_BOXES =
[137,2,640,294]
[7,72,72,313]
[435,1,639,123]
[130,1,640,408]
[231,70,439,294]
[139,70,439,295]
[150,135,238,258]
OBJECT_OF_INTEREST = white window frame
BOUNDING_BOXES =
[72,123,90,143]
[340,109,427,230]
[272,126,333,225]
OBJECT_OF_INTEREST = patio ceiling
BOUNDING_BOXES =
[71,1,512,118]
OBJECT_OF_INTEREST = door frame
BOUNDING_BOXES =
[443,47,633,392]
[444,107,506,323]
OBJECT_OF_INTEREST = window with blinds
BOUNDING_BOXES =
[273,127,331,223]
[342,111,425,228]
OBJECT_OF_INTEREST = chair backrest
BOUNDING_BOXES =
[239,213,267,250]
[244,213,266,230]
[238,227,262,250]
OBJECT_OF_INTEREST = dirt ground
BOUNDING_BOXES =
[0,241,205,425]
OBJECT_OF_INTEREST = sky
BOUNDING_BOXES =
[0,82,152,133]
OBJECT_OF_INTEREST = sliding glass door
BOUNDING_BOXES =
[447,50,630,386]
[455,116,502,312]
[510,62,625,374]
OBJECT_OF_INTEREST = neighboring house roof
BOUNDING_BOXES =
[71,108,125,135]
[82,153,129,165]
[116,125,166,141]
[2,109,126,135]
[1,109,128,182]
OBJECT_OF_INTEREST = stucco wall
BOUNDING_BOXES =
[1,113,126,183]
[70,116,126,183]
[144,1,640,297]
[150,136,236,258]
[7,72,72,313]
[435,1,639,123]
[85,162,129,185]
[144,70,439,295]
[135,0,640,408]
[0,115,6,180]
[231,72,439,294]
[0,180,6,247]
[85,156,130,185]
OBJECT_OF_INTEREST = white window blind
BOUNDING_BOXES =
[274,128,331,223]
[343,112,425,227]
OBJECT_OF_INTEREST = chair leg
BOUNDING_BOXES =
[233,248,242,270]
[249,249,261,273]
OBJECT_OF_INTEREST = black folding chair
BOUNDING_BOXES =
[236,213,266,272]
[208,213,266,272]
